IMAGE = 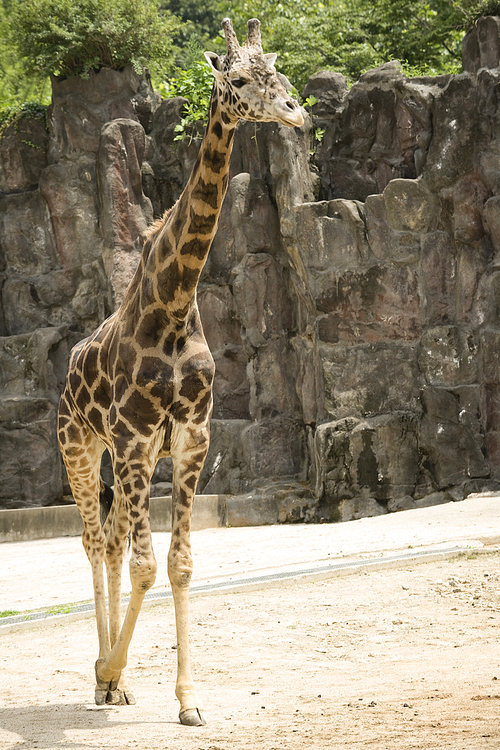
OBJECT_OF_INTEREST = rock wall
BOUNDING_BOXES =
[2,18,500,518]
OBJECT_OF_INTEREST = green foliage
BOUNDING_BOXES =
[0,610,20,618]
[0,1,50,110]
[6,0,181,80]
[357,0,464,72]
[0,0,498,134]
[165,61,214,141]
[162,0,221,66]
[216,0,467,88]
[400,59,461,77]
[461,0,500,28]
[46,604,73,615]
[303,95,320,109]
[266,1,383,89]
[0,101,48,138]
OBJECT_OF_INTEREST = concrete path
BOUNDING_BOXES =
[1,493,499,621]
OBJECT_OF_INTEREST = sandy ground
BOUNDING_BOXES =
[1,549,499,750]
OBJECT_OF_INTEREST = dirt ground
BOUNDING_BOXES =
[1,551,499,750]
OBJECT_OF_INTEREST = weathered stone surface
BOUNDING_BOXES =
[314,414,418,512]
[275,482,317,523]
[414,491,454,509]
[39,158,103,270]
[225,491,278,526]
[321,342,420,419]
[242,417,307,482]
[294,200,370,281]
[358,60,405,85]
[418,326,479,386]
[485,384,500,478]
[463,15,500,73]
[302,71,348,118]
[424,75,478,189]
[1,266,107,336]
[0,192,58,277]
[483,196,500,263]
[419,232,456,325]
[316,264,420,344]
[449,174,488,245]
[315,72,434,201]
[339,496,388,522]
[387,495,415,512]
[48,67,160,160]
[143,96,200,217]
[97,118,153,304]
[229,175,281,257]
[0,398,63,509]
[481,328,500,384]
[364,193,420,263]
[247,337,301,421]
[0,191,70,335]
[3,22,500,515]
[383,178,439,233]
[0,115,48,194]
[0,327,69,403]
[198,285,250,420]
[199,419,253,495]
[420,387,489,489]
[477,69,500,195]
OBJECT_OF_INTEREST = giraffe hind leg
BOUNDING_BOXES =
[92,443,157,701]
[59,399,131,705]
[58,407,117,702]
[101,484,136,705]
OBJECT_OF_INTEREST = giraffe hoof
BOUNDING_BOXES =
[179,708,207,726]
[94,660,125,705]
[105,686,136,705]
[122,688,137,705]
[95,687,108,706]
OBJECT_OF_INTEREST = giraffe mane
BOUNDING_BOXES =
[145,209,173,241]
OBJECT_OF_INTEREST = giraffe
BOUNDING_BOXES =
[57,17,303,727]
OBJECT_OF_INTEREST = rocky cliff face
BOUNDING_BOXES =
[2,18,500,518]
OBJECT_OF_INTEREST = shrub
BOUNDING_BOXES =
[8,0,181,79]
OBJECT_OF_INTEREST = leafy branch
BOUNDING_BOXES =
[165,61,214,142]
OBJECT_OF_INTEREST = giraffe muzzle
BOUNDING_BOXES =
[276,99,304,128]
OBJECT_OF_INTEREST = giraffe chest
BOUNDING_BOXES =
[109,338,215,439]
[65,309,215,447]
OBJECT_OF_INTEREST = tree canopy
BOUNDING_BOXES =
[1,0,499,117]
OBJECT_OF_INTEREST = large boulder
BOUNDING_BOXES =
[4,21,500,515]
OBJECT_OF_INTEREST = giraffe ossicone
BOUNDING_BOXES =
[57,17,303,727]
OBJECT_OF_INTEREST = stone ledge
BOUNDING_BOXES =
[0,495,228,542]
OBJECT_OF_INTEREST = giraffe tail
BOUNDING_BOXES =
[99,480,114,527]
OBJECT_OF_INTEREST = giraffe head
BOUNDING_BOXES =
[204,18,304,129]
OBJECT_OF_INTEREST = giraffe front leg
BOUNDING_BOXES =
[170,430,209,727]
[168,534,206,726]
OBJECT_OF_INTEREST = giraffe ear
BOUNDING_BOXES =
[204,51,224,79]
[264,53,277,68]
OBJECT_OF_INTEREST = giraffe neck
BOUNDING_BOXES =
[124,87,237,320]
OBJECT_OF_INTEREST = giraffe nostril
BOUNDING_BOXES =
[285,100,296,110]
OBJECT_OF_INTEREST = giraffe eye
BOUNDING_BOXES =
[232,78,246,88]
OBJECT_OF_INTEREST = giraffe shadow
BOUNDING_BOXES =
[0,703,179,748]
